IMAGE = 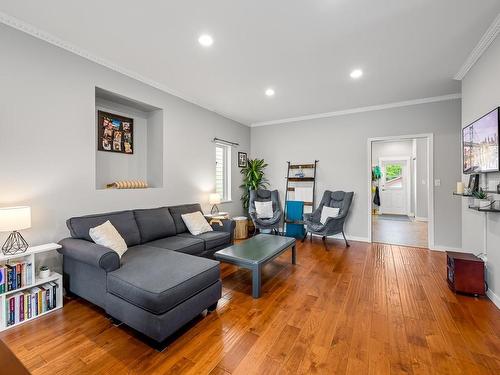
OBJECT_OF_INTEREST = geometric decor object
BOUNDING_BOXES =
[2,230,29,255]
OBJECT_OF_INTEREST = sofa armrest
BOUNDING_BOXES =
[211,219,236,244]
[58,238,120,272]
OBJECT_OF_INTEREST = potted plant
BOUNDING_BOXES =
[239,158,269,212]
[473,189,491,208]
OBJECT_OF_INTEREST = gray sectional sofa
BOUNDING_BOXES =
[58,203,235,346]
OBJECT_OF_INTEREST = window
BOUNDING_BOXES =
[215,144,231,201]
[385,163,403,188]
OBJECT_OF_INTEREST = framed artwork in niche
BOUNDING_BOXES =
[238,152,248,167]
[97,110,134,154]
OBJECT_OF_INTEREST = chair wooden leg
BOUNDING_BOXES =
[342,231,350,247]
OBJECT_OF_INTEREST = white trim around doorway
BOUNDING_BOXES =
[367,133,434,250]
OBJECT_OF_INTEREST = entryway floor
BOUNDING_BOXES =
[372,214,428,247]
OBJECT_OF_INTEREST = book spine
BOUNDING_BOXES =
[38,290,42,315]
[16,264,21,288]
[19,294,24,322]
[52,284,57,308]
[9,297,14,326]
[0,266,5,293]
[26,263,33,285]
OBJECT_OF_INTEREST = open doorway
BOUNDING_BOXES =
[368,135,433,248]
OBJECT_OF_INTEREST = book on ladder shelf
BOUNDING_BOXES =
[283,161,319,238]
[0,243,63,331]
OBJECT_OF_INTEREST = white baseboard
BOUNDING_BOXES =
[414,216,428,222]
[311,233,371,243]
[429,245,463,252]
[486,289,500,309]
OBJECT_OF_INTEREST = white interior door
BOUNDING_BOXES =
[379,158,409,215]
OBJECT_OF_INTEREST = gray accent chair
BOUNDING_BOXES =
[58,204,235,348]
[248,189,282,235]
[303,190,354,246]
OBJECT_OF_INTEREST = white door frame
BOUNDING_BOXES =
[367,133,434,249]
[378,156,411,216]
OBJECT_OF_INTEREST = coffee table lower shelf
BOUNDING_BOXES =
[214,234,296,298]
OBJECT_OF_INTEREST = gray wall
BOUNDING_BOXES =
[461,33,500,306]
[251,99,462,247]
[0,25,250,271]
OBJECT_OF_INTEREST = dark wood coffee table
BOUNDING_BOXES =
[214,234,296,298]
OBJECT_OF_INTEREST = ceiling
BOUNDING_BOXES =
[1,0,500,126]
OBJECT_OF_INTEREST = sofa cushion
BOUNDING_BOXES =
[107,245,220,314]
[146,236,205,255]
[134,207,176,243]
[67,210,141,247]
[168,204,203,234]
[178,231,231,251]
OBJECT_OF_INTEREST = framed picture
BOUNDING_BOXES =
[238,152,248,167]
[97,110,134,154]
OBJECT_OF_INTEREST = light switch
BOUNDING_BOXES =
[421,179,426,185]
[434,179,441,187]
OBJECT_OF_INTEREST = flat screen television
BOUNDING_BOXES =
[462,107,500,174]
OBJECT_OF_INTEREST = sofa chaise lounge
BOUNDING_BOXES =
[58,203,235,346]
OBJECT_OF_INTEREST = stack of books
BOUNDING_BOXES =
[0,261,33,293]
[6,282,58,326]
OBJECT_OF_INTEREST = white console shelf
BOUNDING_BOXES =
[0,243,63,331]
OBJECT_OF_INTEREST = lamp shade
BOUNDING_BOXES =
[208,193,221,205]
[0,206,31,232]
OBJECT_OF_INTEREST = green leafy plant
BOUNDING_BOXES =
[239,159,269,211]
[473,189,488,200]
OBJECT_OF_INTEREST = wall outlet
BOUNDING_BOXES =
[434,179,441,187]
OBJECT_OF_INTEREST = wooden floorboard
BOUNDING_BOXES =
[1,240,499,374]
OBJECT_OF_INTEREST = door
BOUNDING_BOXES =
[379,158,409,215]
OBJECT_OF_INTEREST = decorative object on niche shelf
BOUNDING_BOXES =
[97,110,134,154]
[39,265,51,279]
[0,206,31,255]
[209,193,221,215]
[472,188,491,208]
[106,180,148,189]
[238,152,248,168]
[467,174,479,193]
[456,182,464,194]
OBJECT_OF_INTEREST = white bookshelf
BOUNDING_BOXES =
[0,243,63,331]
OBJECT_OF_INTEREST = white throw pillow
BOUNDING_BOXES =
[320,206,340,224]
[181,211,213,235]
[255,201,274,219]
[89,220,128,258]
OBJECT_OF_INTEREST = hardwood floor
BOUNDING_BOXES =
[1,239,499,374]
[372,215,428,248]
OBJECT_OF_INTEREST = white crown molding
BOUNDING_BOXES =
[454,12,500,80]
[0,11,248,126]
[251,93,462,127]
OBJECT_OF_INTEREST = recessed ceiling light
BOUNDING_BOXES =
[350,69,363,79]
[265,88,275,97]
[198,34,214,47]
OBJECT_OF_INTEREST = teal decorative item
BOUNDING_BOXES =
[285,201,305,238]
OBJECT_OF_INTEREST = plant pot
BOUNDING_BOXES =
[475,198,491,208]
[39,268,51,279]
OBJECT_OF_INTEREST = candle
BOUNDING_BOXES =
[457,182,464,194]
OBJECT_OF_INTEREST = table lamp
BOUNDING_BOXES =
[208,193,221,215]
[0,206,31,255]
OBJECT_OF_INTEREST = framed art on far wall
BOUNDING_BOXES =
[97,110,134,154]
[238,152,248,167]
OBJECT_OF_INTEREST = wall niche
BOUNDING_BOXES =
[95,87,164,190]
